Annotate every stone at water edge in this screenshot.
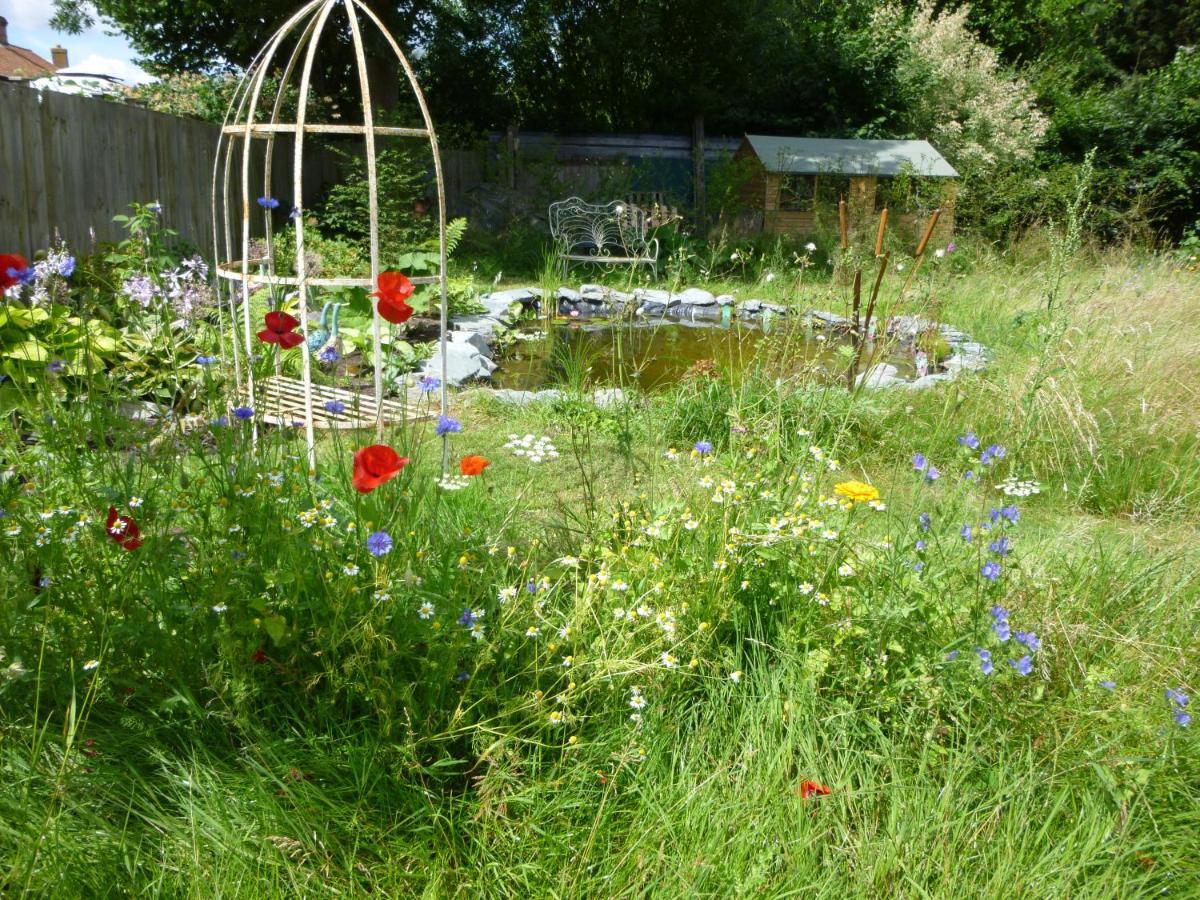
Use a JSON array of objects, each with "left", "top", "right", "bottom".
[
  {"left": 677, "top": 287, "right": 717, "bottom": 306},
  {"left": 556, "top": 287, "right": 583, "bottom": 303},
  {"left": 855, "top": 363, "right": 903, "bottom": 388},
  {"left": 716, "top": 294, "right": 736, "bottom": 306},
  {"left": 451, "top": 314, "right": 505, "bottom": 337},
  {"left": 449, "top": 329, "right": 490, "bottom": 354},
  {"left": 591, "top": 388, "right": 627, "bottom": 408},
  {"left": 420, "top": 340, "right": 494, "bottom": 385}
]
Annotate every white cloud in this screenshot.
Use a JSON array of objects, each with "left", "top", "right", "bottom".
[
  {"left": 67, "top": 52, "right": 153, "bottom": 84},
  {"left": 3, "top": 0, "right": 58, "bottom": 31}
]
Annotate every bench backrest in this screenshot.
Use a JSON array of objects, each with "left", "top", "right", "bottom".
[{"left": 549, "top": 197, "right": 651, "bottom": 258}]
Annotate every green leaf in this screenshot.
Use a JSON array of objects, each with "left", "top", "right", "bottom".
[
  {"left": 2, "top": 340, "right": 49, "bottom": 362},
  {"left": 263, "top": 614, "right": 287, "bottom": 645}
]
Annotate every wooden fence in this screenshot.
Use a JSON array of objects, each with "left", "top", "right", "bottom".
[
  {"left": 0, "top": 82, "right": 741, "bottom": 257},
  {"left": 0, "top": 82, "right": 336, "bottom": 259}
]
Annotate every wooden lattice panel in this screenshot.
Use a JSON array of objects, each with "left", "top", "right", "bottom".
[{"left": 256, "top": 376, "right": 432, "bottom": 430}]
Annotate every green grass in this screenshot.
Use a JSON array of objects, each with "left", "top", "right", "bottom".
[{"left": 1, "top": 245, "right": 1198, "bottom": 897}]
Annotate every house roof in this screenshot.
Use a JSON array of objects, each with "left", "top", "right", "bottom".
[
  {"left": 743, "top": 135, "right": 958, "bottom": 178},
  {"left": 0, "top": 44, "right": 57, "bottom": 79}
]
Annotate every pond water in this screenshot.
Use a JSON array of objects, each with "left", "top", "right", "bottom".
[{"left": 491, "top": 318, "right": 920, "bottom": 392}]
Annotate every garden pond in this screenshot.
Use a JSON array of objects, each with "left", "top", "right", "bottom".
[{"left": 490, "top": 318, "right": 923, "bottom": 392}]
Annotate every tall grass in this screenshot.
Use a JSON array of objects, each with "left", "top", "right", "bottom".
[{"left": 2, "top": 245, "right": 1198, "bottom": 897}]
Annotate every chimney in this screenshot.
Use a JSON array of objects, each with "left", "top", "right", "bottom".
[
  {"left": 51, "top": 46, "right": 69, "bottom": 69},
  {"left": 0, "top": 17, "right": 9, "bottom": 47}
]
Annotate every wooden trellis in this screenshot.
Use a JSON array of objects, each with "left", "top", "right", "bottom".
[{"left": 210, "top": 0, "right": 449, "bottom": 471}]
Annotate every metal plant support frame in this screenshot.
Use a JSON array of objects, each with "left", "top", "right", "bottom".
[{"left": 210, "top": 0, "right": 450, "bottom": 474}]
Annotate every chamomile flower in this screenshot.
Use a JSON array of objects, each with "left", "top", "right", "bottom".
[{"left": 418, "top": 602, "right": 435, "bottom": 619}]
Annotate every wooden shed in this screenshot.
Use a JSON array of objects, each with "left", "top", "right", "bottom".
[{"left": 734, "top": 135, "right": 958, "bottom": 242}]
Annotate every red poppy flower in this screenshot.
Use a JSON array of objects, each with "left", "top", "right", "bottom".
[
  {"left": 371, "top": 271, "right": 415, "bottom": 325},
  {"left": 352, "top": 444, "right": 410, "bottom": 493},
  {"left": 105, "top": 506, "right": 143, "bottom": 551},
  {"left": 0, "top": 254, "right": 28, "bottom": 291},
  {"left": 460, "top": 455, "right": 491, "bottom": 476},
  {"left": 257, "top": 311, "right": 305, "bottom": 349},
  {"left": 799, "top": 780, "right": 831, "bottom": 800}
]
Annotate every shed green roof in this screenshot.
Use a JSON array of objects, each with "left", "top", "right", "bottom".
[{"left": 743, "top": 135, "right": 958, "bottom": 178}]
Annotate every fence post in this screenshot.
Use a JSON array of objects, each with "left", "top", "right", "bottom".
[{"left": 692, "top": 113, "right": 706, "bottom": 227}]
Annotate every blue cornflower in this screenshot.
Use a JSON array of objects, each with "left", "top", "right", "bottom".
[
  {"left": 195, "top": 355, "right": 218, "bottom": 365},
  {"left": 1015, "top": 630, "right": 1040, "bottom": 652},
  {"left": 694, "top": 440, "right": 713, "bottom": 455},
  {"left": 912, "top": 452, "right": 927, "bottom": 472},
  {"left": 417, "top": 374, "right": 441, "bottom": 393},
  {"left": 211, "top": 415, "right": 230, "bottom": 427},
  {"left": 366, "top": 530, "right": 393, "bottom": 558},
  {"left": 957, "top": 431, "right": 980, "bottom": 450},
  {"left": 59, "top": 256, "right": 76, "bottom": 278},
  {"left": 925, "top": 465, "right": 941, "bottom": 482},
  {"left": 960, "top": 524, "right": 973, "bottom": 542},
  {"left": 436, "top": 415, "right": 462, "bottom": 436},
  {"left": 13, "top": 266, "right": 36, "bottom": 286},
  {"left": 318, "top": 346, "right": 340, "bottom": 364},
  {"left": 918, "top": 512, "right": 931, "bottom": 532},
  {"left": 525, "top": 578, "right": 537, "bottom": 594},
  {"left": 458, "top": 609, "right": 477, "bottom": 627},
  {"left": 989, "top": 535, "right": 1011, "bottom": 557},
  {"left": 233, "top": 406, "right": 254, "bottom": 420},
  {"left": 981, "top": 560, "right": 1001, "bottom": 582},
  {"left": 324, "top": 400, "right": 346, "bottom": 414},
  {"left": 1010, "top": 656, "right": 1033, "bottom": 676},
  {"left": 993, "top": 618, "right": 1011, "bottom": 641},
  {"left": 1000, "top": 505, "right": 1020, "bottom": 524},
  {"left": 980, "top": 444, "right": 1006, "bottom": 466},
  {"left": 1100, "top": 680, "right": 1116, "bottom": 690},
  {"left": 257, "top": 196, "right": 280, "bottom": 210}
]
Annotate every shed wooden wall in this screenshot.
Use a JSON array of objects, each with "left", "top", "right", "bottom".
[{"left": 748, "top": 163, "right": 955, "bottom": 244}]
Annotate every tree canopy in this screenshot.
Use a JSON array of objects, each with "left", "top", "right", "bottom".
[{"left": 53, "top": 0, "right": 1200, "bottom": 237}]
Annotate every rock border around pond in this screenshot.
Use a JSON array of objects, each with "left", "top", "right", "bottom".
[{"left": 418, "top": 284, "right": 988, "bottom": 393}]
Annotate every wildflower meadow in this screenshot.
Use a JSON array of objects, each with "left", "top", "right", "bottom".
[{"left": 1, "top": 215, "right": 1197, "bottom": 895}]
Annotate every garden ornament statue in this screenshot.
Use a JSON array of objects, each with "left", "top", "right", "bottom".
[{"left": 210, "top": 0, "right": 450, "bottom": 473}]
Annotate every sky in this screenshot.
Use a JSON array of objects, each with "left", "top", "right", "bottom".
[{"left": 2, "top": 0, "right": 151, "bottom": 83}]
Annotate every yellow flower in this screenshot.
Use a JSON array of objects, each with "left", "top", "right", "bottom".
[{"left": 834, "top": 480, "right": 880, "bottom": 504}]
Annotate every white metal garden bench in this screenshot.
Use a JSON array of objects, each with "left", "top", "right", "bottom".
[{"left": 548, "top": 197, "right": 659, "bottom": 277}]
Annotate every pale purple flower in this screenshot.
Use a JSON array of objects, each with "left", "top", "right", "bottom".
[
  {"left": 1015, "top": 631, "right": 1039, "bottom": 652},
  {"left": 1009, "top": 656, "right": 1033, "bottom": 676},
  {"left": 957, "top": 431, "right": 980, "bottom": 450},
  {"left": 981, "top": 560, "right": 1001, "bottom": 582},
  {"left": 436, "top": 415, "right": 462, "bottom": 436},
  {"left": 694, "top": 440, "right": 713, "bottom": 455},
  {"left": 912, "top": 452, "right": 927, "bottom": 472}
]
